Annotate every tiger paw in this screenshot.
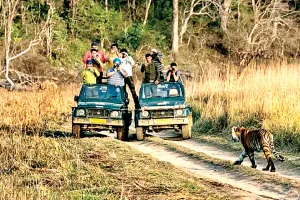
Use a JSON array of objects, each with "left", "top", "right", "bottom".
[
  {"left": 270, "top": 168, "right": 276, "bottom": 172},
  {"left": 251, "top": 164, "right": 257, "bottom": 168},
  {"left": 234, "top": 160, "right": 243, "bottom": 165}
]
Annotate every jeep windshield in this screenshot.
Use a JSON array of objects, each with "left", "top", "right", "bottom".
[
  {"left": 139, "top": 82, "right": 184, "bottom": 100},
  {"left": 79, "top": 84, "right": 124, "bottom": 102}
]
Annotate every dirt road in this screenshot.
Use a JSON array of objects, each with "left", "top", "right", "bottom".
[{"left": 102, "top": 129, "right": 300, "bottom": 200}]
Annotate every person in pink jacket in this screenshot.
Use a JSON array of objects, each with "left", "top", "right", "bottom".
[{"left": 82, "top": 41, "right": 105, "bottom": 66}]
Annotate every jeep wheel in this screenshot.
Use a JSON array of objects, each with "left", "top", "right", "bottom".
[
  {"left": 72, "top": 125, "right": 82, "bottom": 138},
  {"left": 182, "top": 123, "right": 191, "bottom": 139},
  {"left": 117, "top": 127, "right": 127, "bottom": 141},
  {"left": 136, "top": 127, "right": 144, "bottom": 141}
]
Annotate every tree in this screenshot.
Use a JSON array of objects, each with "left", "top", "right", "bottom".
[
  {"left": 1, "top": 0, "right": 51, "bottom": 89},
  {"left": 179, "top": 0, "right": 216, "bottom": 45},
  {"left": 218, "top": 0, "right": 232, "bottom": 32},
  {"left": 143, "top": 0, "right": 152, "bottom": 26},
  {"left": 172, "top": 0, "right": 179, "bottom": 61}
]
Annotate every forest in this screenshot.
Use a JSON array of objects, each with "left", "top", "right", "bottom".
[{"left": 1, "top": 0, "right": 300, "bottom": 86}]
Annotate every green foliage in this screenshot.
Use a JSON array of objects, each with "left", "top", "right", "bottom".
[
  {"left": 72, "top": 0, "right": 123, "bottom": 42},
  {"left": 117, "top": 23, "right": 144, "bottom": 50},
  {"left": 26, "top": 0, "right": 50, "bottom": 22},
  {"left": 275, "top": 130, "right": 300, "bottom": 152}
]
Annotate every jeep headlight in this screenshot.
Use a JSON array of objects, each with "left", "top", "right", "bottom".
[
  {"left": 76, "top": 109, "right": 86, "bottom": 117},
  {"left": 175, "top": 109, "right": 185, "bottom": 117},
  {"left": 110, "top": 111, "right": 120, "bottom": 118},
  {"left": 141, "top": 110, "right": 150, "bottom": 118}
]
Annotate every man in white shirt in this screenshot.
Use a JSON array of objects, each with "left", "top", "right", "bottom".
[{"left": 120, "top": 48, "right": 140, "bottom": 109}]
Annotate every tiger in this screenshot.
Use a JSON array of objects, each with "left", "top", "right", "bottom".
[{"left": 231, "top": 126, "right": 284, "bottom": 172}]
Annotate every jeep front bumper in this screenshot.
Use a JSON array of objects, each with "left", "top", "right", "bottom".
[
  {"left": 73, "top": 117, "right": 124, "bottom": 126},
  {"left": 137, "top": 117, "right": 189, "bottom": 126}
]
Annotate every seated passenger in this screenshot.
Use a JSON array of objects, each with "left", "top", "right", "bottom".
[
  {"left": 80, "top": 59, "right": 100, "bottom": 84},
  {"left": 166, "top": 62, "right": 181, "bottom": 82},
  {"left": 107, "top": 58, "right": 128, "bottom": 87}
]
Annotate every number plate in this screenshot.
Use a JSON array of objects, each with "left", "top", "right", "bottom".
[
  {"left": 154, "top": 119, "right": 174, "bottom": 125},
  {"left": 90, "top": 118, "right": 107, "bottom": 124}
]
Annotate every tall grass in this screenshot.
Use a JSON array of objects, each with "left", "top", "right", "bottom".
[
  {"left": 0, "top": 84, "right": 79, "bottom": 135},
  {"left": 185, "top": 62, "right": 300, "bottom": 152}
]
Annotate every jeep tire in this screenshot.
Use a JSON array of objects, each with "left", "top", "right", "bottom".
[
  {"left": 136, "top": 127, "right": 144, "bottom": 141},
  {"left": 182, "top": 123, "right": 192, "bottom": 139},
  {"left": 117, "top": 127, "right": 127, "bottom": 141},
  {"left": 72, "top": 124, "right": 82, "bottom": 138}
]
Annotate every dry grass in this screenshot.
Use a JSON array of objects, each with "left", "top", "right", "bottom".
[
  {"left": 0, "top": 84, "right": 79, "bottom": 134},
  {"left": 185, "top": 62, "right": 300, "bottom": 151},
  {"left": 0, "top": 82, "right": 239, "bottom": 199},
  {"left": 1, "top": 61, "right": 300, "bottom": 198},
  {"left": 0, "top": 134, "right": 239, "bottom": 199}
]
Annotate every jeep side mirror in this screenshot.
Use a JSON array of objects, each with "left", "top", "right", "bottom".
[{"left": 74, "top": 95, "right": 79, "bottom": 102}]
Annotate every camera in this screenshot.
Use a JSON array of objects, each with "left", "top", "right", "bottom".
[{"left": 114, "top": 63, "right": 120, "bottom": 68}]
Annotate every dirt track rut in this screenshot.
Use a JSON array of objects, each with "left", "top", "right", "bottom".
[{"left": 100, "top": 130, "right": 300, "bottom": 199}]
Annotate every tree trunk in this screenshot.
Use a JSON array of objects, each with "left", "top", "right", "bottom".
[
  {"left": 172, "top": 0, "right": 179, "bottom": 61},
  {"left": 105, "top": 0, "right": 108, "bottom": 12},
  {"left": 4, "top": 0, "right": 19, "bottom": 88},
  {"left": 219, "top": 0, "right": 232, "bottom": 32},
  {"left": 143, "top": 0, "right": 152, "bottom": 27},
  {"left": 131, "top": 0, "right": 136, "bottom": 21}
]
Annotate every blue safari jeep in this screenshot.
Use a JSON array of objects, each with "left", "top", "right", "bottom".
[
  {"left": 72, "top": 84, "right": 131, "bottom": 140},
  {"left": 135, "top": 82, "right": 192, "bottom": 140}
]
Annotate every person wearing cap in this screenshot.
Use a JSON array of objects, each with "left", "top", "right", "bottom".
[
  {"left": 120, "top": 48, "right": 140, "bottom": 109},
  {"left": 150, "top": 48, "right": 164, "bottom": 82},
  {"left": 141, "top": 53, "right": 159, "bottom": 84},
  {"left": 82, "top": 41, "right": 106, "bottom": 65},
  {"left": 79, "top": 59, "right": 100, "bottom": 84},
  {"left": 166, "top": 62, "right": 181, "bottom": 82},
  {"left": 107, "top": 58, "right": 128, "bottom": 87},
  {"left": 105, "top": 43, "right": 120, "bottom": 72}
]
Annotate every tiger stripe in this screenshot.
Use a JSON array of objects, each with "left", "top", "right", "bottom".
[{"left": 232, "top": 126, "right": 284, "bottom": 172}]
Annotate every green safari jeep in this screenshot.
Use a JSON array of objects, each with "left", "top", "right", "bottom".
[
  {"left": 72, "top": 84, "right": 131, "bottom": 140},
  {"left": 135, "top": 82, "right": 192, "bottom": 140}
]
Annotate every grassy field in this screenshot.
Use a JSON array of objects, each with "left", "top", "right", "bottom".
[
  {"left": 1, "top": 62, "right": 300, "bottom": 198},
  {"left": 0, "top": 84, "right": 240, "bottom": 199},
  {"left": 185, "top": 62, "right": 300, "bottom": 152},
  {"left": 0, "top": 133, "right": 242, "bottom": 199}
]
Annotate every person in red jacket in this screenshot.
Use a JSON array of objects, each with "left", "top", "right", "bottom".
[{"left": 82, "top": 41, "right": 105, "bottom": 66}]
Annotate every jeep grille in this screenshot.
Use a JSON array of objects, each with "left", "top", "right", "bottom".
[
  {"left": 87, "top": 109, "right": 109, "bottom": 118},
  {"left": 151, "top": 110, "right": 174, "bottom": 118}
]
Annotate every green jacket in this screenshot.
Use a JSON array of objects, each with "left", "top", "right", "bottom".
[
  {"left": 80, "top": 67, "right": 100, "bottom": 84},
  {"left": 141, "top": 62, "right": 159, "bottom": 83}
]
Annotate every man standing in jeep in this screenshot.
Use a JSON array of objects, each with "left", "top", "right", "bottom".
[
  {"left": 120, "top": 48, "right": 141, "bottom": 109},
  {"left": 166, "top": 62, "right": 181, "bottom": 82},
  {"left": 141, "top": 53, "right": 159, "bottom": 97},
  {"left": 150, "top": 48, "right": 164, "bottom": 82},
  {"left": 141, "top": 53, "right": 159, "bottom": 84}
]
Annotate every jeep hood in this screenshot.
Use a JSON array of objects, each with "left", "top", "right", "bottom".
[
  {"left": 140, "top": 99, "right": 186, "bottom": 109},
  {"left": 77, "top": 101, "right": 123, "bottom": 109}
]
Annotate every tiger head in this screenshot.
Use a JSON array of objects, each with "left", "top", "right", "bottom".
[{"left": 231, "top": 126, "right": 245, "bottom": 142}]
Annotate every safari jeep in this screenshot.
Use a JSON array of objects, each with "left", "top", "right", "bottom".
[
  {"left": 135, "top": 82, "right": 192, "bottom": 140},
  {"left": 72, "top": 84, "right": 131, "bottom": 140}
]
